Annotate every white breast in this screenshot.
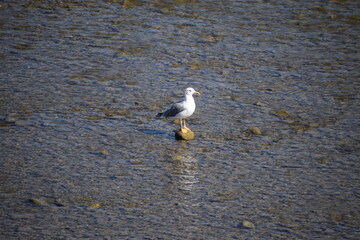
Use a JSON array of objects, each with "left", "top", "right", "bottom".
[{"left": 178, "top": 99, "right": 196, "bottom": 119}]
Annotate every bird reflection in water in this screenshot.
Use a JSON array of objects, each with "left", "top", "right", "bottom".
[{"left": 169, "top": 142, "right": 199, "bottom": 192}]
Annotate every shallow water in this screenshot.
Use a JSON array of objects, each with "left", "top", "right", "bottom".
[{"left": 1, "top": 0, "right": 359, "bottom": 239}]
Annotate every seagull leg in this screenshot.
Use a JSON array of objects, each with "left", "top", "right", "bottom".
[
  {"left": 180, "top": 119, "right": 188, "bottom": 133},
  {"left": 183, "top": 119, "right": 190, "bottom": 131}
]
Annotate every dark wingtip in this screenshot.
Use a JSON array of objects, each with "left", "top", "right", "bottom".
[{"left": 155, "top": 112, "right": 163, "bottom": 118}]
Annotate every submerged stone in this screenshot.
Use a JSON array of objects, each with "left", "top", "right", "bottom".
[
  {"left": 254, "top": 101, "right": 267, "bottom": 107},
  {"left": 5, "top": 113, "right": 17, "bottom": 123},
  {"left": 175, "top": 128, "right": 195, "bottom": 141},
  {"left": 99, "top": 149, "right": 109, "bottom": 155},
  {"left": 248, "top": 127, "right": 262, "bottom": 135},
  {"left": 29, "top": 198, "right": 47, "bottom": 206},
  {"left": 276, "top": 110, "right": 289, "bottom": 118},
  {"left": 90, "top": 203, "right": 101, "bottom": 208},
  {"left": 242, "top": 220, "right": 255, "bottom": 229}
]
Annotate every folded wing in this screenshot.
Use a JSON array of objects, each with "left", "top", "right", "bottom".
[{"left": 160, "top": 101, "right": 186, "bottom": 117}]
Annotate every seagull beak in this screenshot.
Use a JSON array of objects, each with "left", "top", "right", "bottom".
[{"left": 194, "top": 91, "right": 201, "bottom": 95}]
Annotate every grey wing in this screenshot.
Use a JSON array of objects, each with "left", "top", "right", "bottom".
[{"left": 162, "top": 101, "right": 186, "bottom": 117}]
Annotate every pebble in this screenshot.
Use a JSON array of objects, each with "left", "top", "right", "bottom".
[
  {"left": 90, "top": 203, "right": 101, "bottom": 208},
  {"left": 15, "top": 119, "right": 31, "bottom": 126},
  {"left": 242, "top": 220, "right": 255, "bottom": 228},
  {"left": 254, "top": 101, "right": 267, "bottom": 107},
  {"left": 99, "top": 149, "right": 109, "bottom": 155},
  {"left": 5, "top": 113, "right": 17, "bottom": 123},
  {"left": 276, "top": 110, "right": 289, "bottom": 117},
  {"left": 29, "top": 198, "right": 47, "bottom": 206},
  {"left": 248, "top": 127, "right": 262, "bottom": 135}
]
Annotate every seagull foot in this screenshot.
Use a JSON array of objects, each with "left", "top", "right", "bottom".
[
  {"left": 180, "top": 128, "right": 188, "bottom": 133},
  {"left": 175, "top": 128, "right": 195, "bottom": 141}
]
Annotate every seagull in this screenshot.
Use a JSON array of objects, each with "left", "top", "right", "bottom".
[{"left": 157, "top": 87, "right": 200, "bottom": 133}]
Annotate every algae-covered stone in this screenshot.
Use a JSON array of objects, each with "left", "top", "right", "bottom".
[
  {"left": 276, "top": 110, "right": 289, "bottom": 118},
  {"left": 99, "top": 149, "right": 109, "bottom": 155},
  {"left": 248, "top": 127, "right": 262, "bottom": 135},
  {"left": 90, "top": 203, "right": 101, "bottom": 208},
  {"left": 254, "top": 101, "right": 267, "bottom": 107},
  {"left": 29, "top": 198, "right": 47, "bottom": 206},
  {"left": 242, "top": 220, "right": 255, "bottom": 228},
  {"left": 175, "top": 128, "right": 195, "bottom": 140}
]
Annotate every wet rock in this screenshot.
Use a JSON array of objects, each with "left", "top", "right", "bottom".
[
  {"left": 90, "top": 147, "right": 109, "bottom": 156},
  {"left": 51, "top": 199, "right": 66, "bottom": 207},
  {"left": 175, "top": 128, "right": 195, "bottom": 141},
  {"left": 90, "top": 203, "right": 101, "bottom": 208},
  {"left": 15, "top": 119, "right": 31, "bottom": 126},
  {"left": 276, "top": 110, "right": 289, "bottom": 118},
  {"left": 16, "top": 226, "right": 33, "bottom": 232},
  {"left": 5, "top": 113, "right": 17, "bottom": 123},
  {"left": 248, "top": 127, "right": 262, "bottom": 135},
  {"left": 29, "top": 198, "right": 47, "bottom": 206},
  {"left": 99, "top": 149, "right": 109, "bottom": 155},
  {"left": 242, "top": 220, "right": 255, "bottom": 229},
  {"left": 188, "top": 64, "right": 200, "bottom": 70},
  {"left": 130, "top": 160, "right": 142, "bottom": 165},
  {"left": 202, "top": 34, "right": 222, "bottom": 42},
  {"left": 254, "top": 101, "right": 267, "bottom": 107}
]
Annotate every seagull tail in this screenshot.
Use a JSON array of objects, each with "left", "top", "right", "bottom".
[{"left": 155, "top": 112, "right": 163, "bottom": 118}]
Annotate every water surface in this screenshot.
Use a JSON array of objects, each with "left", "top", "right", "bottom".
[{"left": 1, "top": 0, "right": 359, "bottom": 239}]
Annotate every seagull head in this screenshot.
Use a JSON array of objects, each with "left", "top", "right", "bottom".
[{"left": 185, "top": 87, "right": 200, "bottom": 96}]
